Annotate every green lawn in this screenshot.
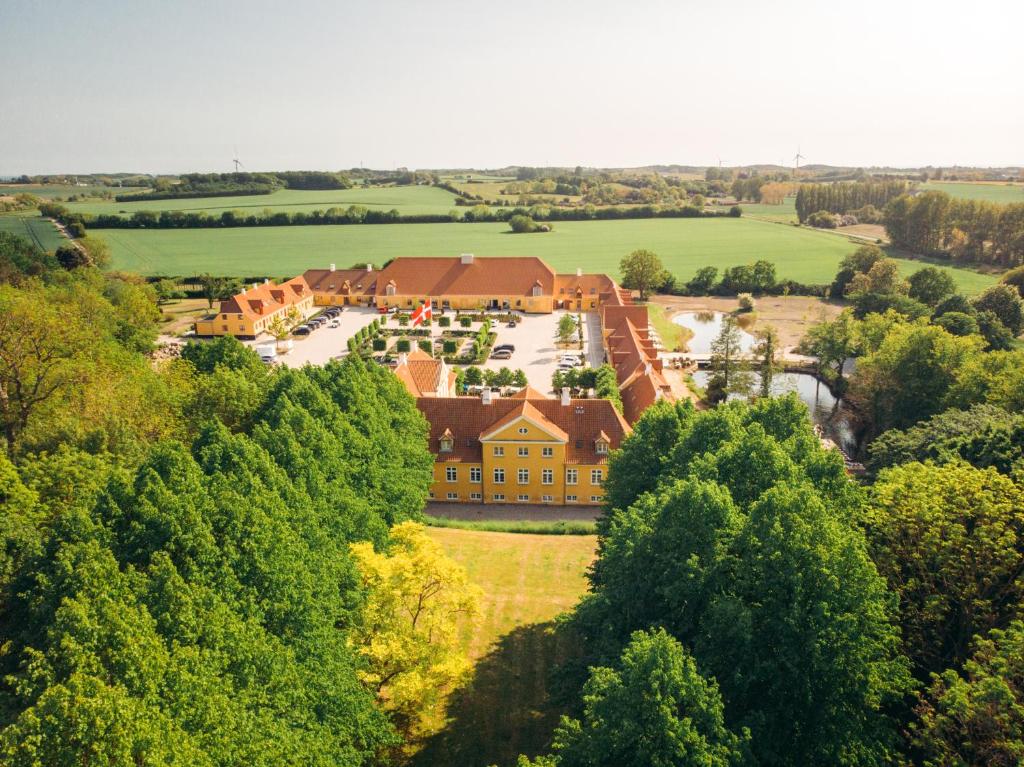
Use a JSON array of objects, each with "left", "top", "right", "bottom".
[
  {"left": 419, "top": 527, "right": 594, "bottom": 767},
  {"left": 95, "top": 215, "right": 997, "bottom": 294},
  {"left": 0, "top": 214, "right": 67, "bottom": 251},
  {"left": 736, "top": 197, "right": 798, "bottom": 222},
  {"left": 64, "top": 184, "right": 461, "bottom": 217},
  {"left": 921, "top": 181, "right": 1024, "bottom": 204}
]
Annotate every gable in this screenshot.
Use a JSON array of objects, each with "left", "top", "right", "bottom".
[{"left": 481, "top": 413, "right": 567, "bottom": 443}]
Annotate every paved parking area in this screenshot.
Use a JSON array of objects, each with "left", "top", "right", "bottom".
[
  {"left": 478, "top": 310, "right": 593, "bottom": 395},
  {"left": 245, "top": 306, "right": 379, "bottom": 368}
]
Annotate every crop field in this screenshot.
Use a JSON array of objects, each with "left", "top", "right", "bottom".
[
  {"left": 0, "top": 183, "right": 148, "bottom": 200},
  {"left": 737, "top": 197, "right": 798, "bottom": 222},
  {"left": 921, "top": 181, "right": 1024, "bottom": 204},
  {"left": 0, "top": 213, "right": 66, "bottom": 251},
  {"left": 418, "top": 527, "right": 594, "bottom": 767},
  {"left": 96, "top": 215, "right": 997, "bottom": 293},
  {"left": 63, "top": 184, "right": 461, "bottom": 217}
]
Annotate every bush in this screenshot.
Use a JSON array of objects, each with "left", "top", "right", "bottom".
[
  {"left": 443, "top": 340, "right": 457, "bottom": 354},
  {"left": 807, "top": 210, "right": 838, "bottom": 228},
  {"left": 372, "top": 338, "right": 387, "bottom": 351},
  {"left": 459, "top": 316, "right": 472, "bottom": 328},
  {"left": 418, "top": 339, "right": 432, "bottom": 353},
  {"left": 396, "top": 338, "right": 411, "bottom": 353},
  {"left": 398, "top": 314, "right": 409, "bottom": 327},
  {"left": 438, "top": 316, "right": 451, "bottom": 327},
  {"left": 737, "top": 293, "right": 755, "bottom": 311},
  {"left": 728, "top": 205, "right": 742, "bottom": 217}
]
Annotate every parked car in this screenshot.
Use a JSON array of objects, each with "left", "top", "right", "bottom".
[
  {"left": 491, "top": 350, "right": 513, "bottom": 360},
  {"left": 494, "top": 343, "right": 516, "bottom": 353},
  {"left": 506, "top": 320, "right": 517, "bottom": 328},
  {"left": 329, "top": 320, "right": 340, "bottom": 328},
  {"left": 293, "top": 326, "right": 311, "bottom": 336}
]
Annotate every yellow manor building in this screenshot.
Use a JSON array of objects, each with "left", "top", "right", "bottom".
[{"left": 414, "top": 386, "right": 631, "bottom": 506}]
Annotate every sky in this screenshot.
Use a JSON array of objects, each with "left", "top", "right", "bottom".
[{"left": 1, "top": 0, "right": 1022, "bottom": 175}]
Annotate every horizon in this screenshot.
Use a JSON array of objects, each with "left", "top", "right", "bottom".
[{"left": 2, "top": 0, "right": 1022, "bottom": 175}]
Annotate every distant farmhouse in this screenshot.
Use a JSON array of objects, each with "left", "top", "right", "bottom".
[{"left": 197, "top": 255, "right": 675, "bottom": 504}]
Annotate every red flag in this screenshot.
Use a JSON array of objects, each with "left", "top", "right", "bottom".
[{"left": 411, "top": 298, "right": 432, "bottom": 327}]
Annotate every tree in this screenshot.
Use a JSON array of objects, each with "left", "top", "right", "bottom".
[
  {"left": 865, "top": 461, "right": 1024, "bottom": 674},
  {"left": 463, "top": 365, "right": 483, "bottom": 386},
  {"left": 512, "top": 369, "right": 528, "bottom": 388},
  {"left": 686, "top": 266, "right": 718, "bottom": 295},
  {"left": 557, "top": 313, "right": 577, "bottom": 345},
  {"left": 913, "top": 620, "right": 1024, "bottom": 767},
  {"left": 548, "top": 629, "right": 749, "bottom": 767},
  {"left": 753, "top": 326, "right": 780, "bottom": 398},
  {"left": 933, "top": 310, "right": 979, "bottom": 337},
  {"left": 846, "top": 258, "right": 908, "bottom": 296},
  {"left": 199, "top": 272, "right": 223, "bottom": 309},
  {"left": 908, "top": 266, "right": 957, "bottom": 307},
  {"left": 706, "top": 315, "right": 752, "bottom": 403},
  {"left": 266, "top": 307, "right": 299, "bottom": 348},
  {"left": 619, "top": 249, "right": 667, "bottom": 301},
  {"left": 349, "top": 522, "right": 481, "bottom": 751},
  {"left": 973, "top": 284, "right": 1024, "bottom": 335},
  {"left": 54, "top": 244, "right": 89, "bottom": 270},
  {"left": 797, "top": 310, "right": 859, "bottom": 386}
]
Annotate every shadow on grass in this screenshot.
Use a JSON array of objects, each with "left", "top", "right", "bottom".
[{"left": 413, "top": 620, "right": 582, "bottom": 767}]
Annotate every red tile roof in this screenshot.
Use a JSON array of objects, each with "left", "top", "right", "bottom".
[
  {"left": 218, "top": 276, "right": 311, "bottom": 320},
  {"left": 416, "top": 392, "right": 630, "bottom": 464},
  {"left": 479, "top": 400, "right": 570, "bottom": 442},
  {"left": 302, "top": 267, "right": 378, "bottom": 296},
  {"left": 372, "top": 257, "right": 556, "bottom": 297}
]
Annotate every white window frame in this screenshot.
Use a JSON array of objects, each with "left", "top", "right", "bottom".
[
  {"left": 493, "top": 468, "right": 505, "bottom": 484},
  {"left": 517, "top": 494, "right": 530, "bottom": 502},
  {"left": 595, "top": 441, "right": 608, "bottom": 455},
  {"left": 517, "top": 468, "right": 529, "bottom": 485},
  {"left": 493, "top": 446, "right": 504, "bottom": 457},
  {"left": 518, "top": 426, "right": 528, "bottom": 434},
  {"left": 542, "top": 446, "right": 553, "bottom": 457},
  {"left": 591, "top": 495, "right": 602, "bottom": 502},
  {"left": 542, "top": 495, "right": 553, "bottom": 502},
  {"left": 447, "top": 492, "right": 458, "bottom": 500},
  {"left": 445, "top": 466, "right": 457, "bottom": 483},
  {"left": 541, "top": 469, "right": 553, "bottom": 485},
  {"left": 493, "top": 493, "right": 505, "bottom": 501},
  {"left": 470, "top": 492, "right": 482, "bottom": 501},
  {"left": 566, "top": 468, "right": 578, "bottom": 485},
  {"left": 566, "top": 494, "right": 577, "bottom": 503},
  {"left": 591, "top": 469, "right": 603, "bottom": 485},
  {"left": 470, "top": 466, "right": 482, "bottom": 483}
]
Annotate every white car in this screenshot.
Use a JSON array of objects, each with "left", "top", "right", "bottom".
[{"left": 559, "top": 355, "right": 583, "bottom": 367}]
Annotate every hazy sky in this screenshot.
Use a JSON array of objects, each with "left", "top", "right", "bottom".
[{"left": 2, "top": 0, "right": 1021, "bottom": 174}]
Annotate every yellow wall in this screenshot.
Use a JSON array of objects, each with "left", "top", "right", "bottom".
[
  {"left": 378, "top": 294, "right": 555, "bottom": 314},
  {"left": 429, "top": 461, "right": 485, "bottom": 502},
  {"left": 195, "top": 296, "right": 313, "bottom": 337}
]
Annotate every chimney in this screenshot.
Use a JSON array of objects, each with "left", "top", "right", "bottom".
[
  {"left": 576, "top": 267, "right": 582, "bottom": 277},
  {"left": 461, "top": 253, "right": 474, "bottom": 265},
  {"left": 252, "top": 283, "right": 258, "bottom": 291},
  {"left": 397, "top": 352, "right": 408, "bottom": 366},
  {"left": 645, "top": 362, "right": 652, "bottom": 375},
  {"left": 264, "top": 278, "right": 269, "bottom": 284},
  {"left": 561, "top": 387, "right": 570, "bottom": 406},
  {"left": 481, "top": 388, "right": 492, "bottom": 405},
  {"left": 329, "top": 263, "right": 336, "bottom": 272}
]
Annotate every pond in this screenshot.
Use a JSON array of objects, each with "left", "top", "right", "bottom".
[
  {"left": 691, "top": 370, "right": 857, "bottom": 454},
  {"left": 673, "top": 311, "right": 756, "bottom": 355}
]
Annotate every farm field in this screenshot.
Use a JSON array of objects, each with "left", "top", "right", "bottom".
[
  {"left": 736, "top": 197, "right": 798, "bottom": 222},
  {"left": 0, "top": 183, "right": 147, "bottom": 200},
  {"left": 63, "top": 184, "right": 461, "bottom": 217},
  {"left": 921, "top": 181, "right": 1024, "bottom": 204},
  {"left": 0, "top": 213, "right": 66, "bottom": 251},
  {"left": 419, "top": 527, "right": 595, "bottom": 767},
  {"left": 96, "top": 215, "right": 997, "bottom": 293}
]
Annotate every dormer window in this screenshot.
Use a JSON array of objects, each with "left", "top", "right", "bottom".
[
  {"left": 386, "top": 282, "right": 396, "bottom": 296},
  {"left": 595, "top": 440, "right": 609, "bottom": 455},
  {"left": 439, "top": 428, "right": 454, "bottom": 453}
]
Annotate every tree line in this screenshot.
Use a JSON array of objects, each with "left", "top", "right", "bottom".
[
  {"left": 112, "top": 170, "right": 353, "bottom": 202},
  {"left": 795, "top": 179, "right": 909, "bottom": 222},
  {"left": 884, "top": 190, "right": 1024, "bottom": 266}
]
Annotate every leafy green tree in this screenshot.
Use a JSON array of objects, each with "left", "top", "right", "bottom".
[
  {"left": 557, "top": 313, "right": 577, "bottom": 345},
  {"left": 706, "top": 315, "right": 752, "bottom": 403},
  {"left": 549, "top": 629, "right": 749, "bottom": 767},
  {"left": 973, "top": 283, "right": 1024, "bottom": 335},
  {"left": 463, "top": 366, "right": 483, "bottom": 386},
  {"left": 946, "top": 349, "right": 1024, "bottom": 413},
  {"left": 753, "top": 326, "right": 780, "bottom": 398},
  {"left": 912, "top": 620, "right": 1024, "bottom": 767},
  {"left": 686, "top": 266, "right": 718, "bottom": 295},
  {"left": 908, "top": 266, "right": 957, "bottom": 307},
  {"left": 54, "top": 243, "right": 89, "bottom": 270},
  {"left": 865, "top": 461, "right": 1024, "bottom": 674},
  {"left": 933, "top": 310, "right": 979, "bottom": 337},
  {"left": 619, "top": 249, "right": 667, "bottom": 301},
  {"left": 977, "top": 310, "right": 1017, "bottom": 351},
  {"left": 846, "top": 258, "right": 909, "bottom": 297}
]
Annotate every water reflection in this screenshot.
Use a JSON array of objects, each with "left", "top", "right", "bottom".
[{"left": 673, "top": 311, "right": 756, "bottom": 355}]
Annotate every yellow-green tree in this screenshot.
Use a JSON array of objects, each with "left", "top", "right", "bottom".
[{"left": 350, "top": 522, "right": 481, "bottom": 750}]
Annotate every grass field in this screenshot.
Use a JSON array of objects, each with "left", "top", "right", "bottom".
[
  {"left": 737, "top": 197, "right": 798, "bottom": 222},
  {"left": 96, "top": 215, "right": 997, "bottom": 293},
  {"left": 63, "top": 184, "right": 461, "bottom": 217},
  {"left": 418, "top": 527, "right": 595, "bottom": 766},
  {"left": 0, "top": 183, "right": 148, "bottom": 200},
  {"left": 0, "top": 213, "right": 66, "bottom": 251},
  {"left": 921, "top": 181, "right": 1024, "bottom": 204}
]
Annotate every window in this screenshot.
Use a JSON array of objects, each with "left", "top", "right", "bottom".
[
  {"left": 470, "top": 492, "right": 482, "bottom": 501},
  {"left": 517, "top": 446, "right": 529, "bottom": 457},
  {"left": 440, "top": 437, "right": 453, "bottom": 453},
  {"left": 542, "top": 469, "right": 553, "bottom": 485},
  {"left": 518, "top": 427, "right": 528, "bottom": 434},
  {"left": 470, "top": 467, "right": 481, "bottom": 483},
  {"left": 591, "top": 495, "right": 602, "bottom": 502},
  {"left": 542, "top": 446, "right": 553, "bottom": 457},
  {"left": 429, "top": 491, "right": 435, "bottom": 498},
  {"left": 447, "top": 492, "right": 458, "bottom": 500},
  {"left": 493, "top": 468, "right": 505, "bottom": 484},
  {"left": 595, "top": 441, "right": 608, "bottom": 455},
  {"left": 590, "top": 301, "right": 596, "bottom": 308},
  {"left": 542, "top": 495, "right": 553, "bottom": 502},
  {"left": 517, "top": 468, "right": 529, "bottom": 485},
  {"left": 591, "top": 469, "right": 603, "bottom": 485},
  {"left": 590, "top": 287, "right": 597, "bottom": 294},
  {"left": 566, "top": 468, "right": 578, "bottom": 485},
  {"left": 566, "top": 494, "right": 577, "bottom": 502},
  {"left": 446, "top": 466, "right": 457, "bottom": 483},
  {"left": 493, "top": 493, "right": 505, "bottom": 501},
  {"left": 517, "top": 494, "right": 530, "bottom": 502},
  {"left": 493, "top": 446, "right": 504, "bottom": 457}
]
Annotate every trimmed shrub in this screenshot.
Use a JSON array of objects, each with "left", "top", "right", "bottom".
[
  {"left": 438, "top": 316, "right": 451, "bottom": 327},
  {"left": 396, "top": 338, "right": 411, "bottom": 353},
  {"left": 418, "top": 339, "right": 432, "bottom": 353},
  {"left": 460, "top": 316, "right": 472, "bottom": 328},
  {"left": 372, "top": 338, "right": 387, "bottom": 351},
  {"left": 443, "top": 340, "right": 458, "bottom": 354}
]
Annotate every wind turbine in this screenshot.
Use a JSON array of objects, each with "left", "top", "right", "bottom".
[
  {"left": 793, "top": 148, "right": 806, "bottom": 178},
  {"left": 232, "top": 146, "right": 244, "bottom": 173}
]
